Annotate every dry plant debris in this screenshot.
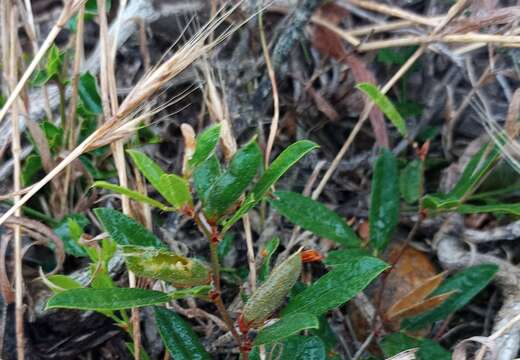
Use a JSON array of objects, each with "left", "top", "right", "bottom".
[{"left": 0, "top": 0, "right": 519, "bottom": 359}]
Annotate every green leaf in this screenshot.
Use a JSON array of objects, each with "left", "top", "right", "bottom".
[
  {"left": 193, "top": 155, "right": 221, "bottom": 203},
  {"left": 53, "top": 214, "right": 89, "bottom": 257},
  {"left": 41, "top": 121, "right": 64, "bottom": 152},
  {"left": 425, "top": 144, "right": 502, "bottom": 212},
  {"left": 403, "top": 264, "right": 498, "bottom": 330},
  {"left": 46, "top": 288, "right": 170, "bottom": 311},
  {"left": 217, "top": 233, "right": 235, "bottom": 262},
  {"left": 127, "top": 150, "right": 187, "bottom": 209},
  {"left": 31, "top": 69, "right": 52, "bottom": 86},
  {"left": 94, "top": 208, "right": 165, "bottom": 248},
  {"left": 154, "top": 306, "right": 210, "bottom": 360},
  {"left": 188, "top": 124, "right": 221, "bottom": 169},
  {"left": 381, "top": 333, "right": 451, "bottom": 360},
  {"left": 369, "top": 149, "right": 399, "bottom": 252},
  {"left": 254, "top": 313, "right": 319, "bottom": 345},
  {"left": 170, "top": 285, "right": 211, "bottom": 300},
  {"left": 270, "top": 191, "right": 359, "bottom": 247},
  {"left": 46, "top": 44, "right": 63, "bottom": 79},
  {"left": 259, "top": 237, "right": 280, "bottom": 282},
  {"left": 159, "top": 174, "right": 192, "bottom": 209},
  {"left": 282, "top": 256, "right": 388, "bottom": 316},
  {"left": 93, "top": 181, "right": 174, "bottom": 211},
  {"left": 250, "top": 336, "right": 326, "bottom": 360},
  {"left": 44, "top": 275, "right": 82, "bottom": 293},
  {"left": 400, "top": 159, "right": 423, "bottom": 204},
  {"left": 122, "top": 245, "right": 210, "bottom": 288},
  {"left": 356, "top": 82, "right": 407, "bottom": 136},
  {"left": 204, "top": 139, "right": 262, "bottom": 219},
  {"left": 458, "top": 203, "right": 520, "bottom": 216},
  {"left": 78, "top": 72, "right": 102, "bottom": 114},
  {"left": 22, "top": 154, "right": 42, "bottom": 186},
  {"left": 323, "top": 249, "right": 373, "bottom": 267},
  {"left": 253, "top": 140, "right": 318, "bottom": 200}
]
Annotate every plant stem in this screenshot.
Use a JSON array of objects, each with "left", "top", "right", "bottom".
[{"left": 209, "top": 235, "right": 242, "bottom": 345}]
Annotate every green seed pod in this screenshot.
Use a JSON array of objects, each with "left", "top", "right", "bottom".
[
  {"left": 242, "top": 250, "right": 302, "bottom": 328},
  {"left": 121, "top": 245, "right": 210, "bottom": 288}
]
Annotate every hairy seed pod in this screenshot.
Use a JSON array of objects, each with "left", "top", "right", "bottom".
[{"left": 242, "top": 250, "right": 302, "bottom": 328}]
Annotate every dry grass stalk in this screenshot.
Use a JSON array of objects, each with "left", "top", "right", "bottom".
[
  {"left": 0, "top": 4, "right": 242, "bottom": 228},
  {"left": 201, "top": 61, "right": 237, "bottom": 161},
  {"left": 4, "top": 3, "right": 25, "bottom": 359},
  {"left": 96, "top": 0, "right": 140, "bottom": 356},
  {"left": 0, "top": 0, "right": 86, "bottom": 127},
  {"left": 312, "top": 0, "right": 470, "bottom": 200}
]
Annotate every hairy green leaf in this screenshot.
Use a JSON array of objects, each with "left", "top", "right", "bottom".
[
  {"left": 159, "top": 174, "right": 192, "bottom": 209},
  {"left": 259, "top": 237, "right": 280, "bottom": 282},
  {"left": 283, "top": 256, "right": 388, "bottom": 316},
  {"left": 44, "top": 275, "right": 82, "bottom": 293},
  {"left": 270, "top": 191, "right": 359, "bottom": 247},
  {"left": 253, "top": 140, "right": 318, "bottom": 200},
  {"left": 188, "top": 124, "right": 221, "bottom": 169},
  {"left": 93, "top": 181, "right": 173, "bottom": 211},
  {"left": 204, "top": 139, "right": 262, "bottom": 220},
  {"left": 400, "top": 159, "right": 423, "bottom": 204},
  {"left": 356, "top": 82, "right": 407, "bottom": 136},
  {"left": 370, "top": 149, "right": 399, "bottom": 252},
  {"left": 381, "top": 333, "right": 451, "bottom": 360},
  {"left": 46, "top": 288, "right": 170, "bottom": 311},
  {"left": 154, "top": 306, "right": 210, "bottom": 360},
  {"left": 254, "top": 313, "right": 319, "bottom": 345},
  {"left": 458, "top": 203, "right": 520, "bottom": 216},
  {"left": 78, "top": 72, "right": 102, "bottom": 114},
  {"left": 250, "top": 336, "right": 326, "bottom": 360},
  {"left": 193, "top": 155, "right": 221, "bottom": 203},
  {"left": 94, "top": 208, "right": 165, "bottom": 248},
  {"left": 22, "top": 154, "right": 42, "bottom": 186}
]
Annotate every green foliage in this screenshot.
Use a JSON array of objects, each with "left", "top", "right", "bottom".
[
  {"left": 46, "top": 288, "right": 171, "bottom": 311},
  {"left": 282, "top": 256, "right": 388, "bottom": 316},
  {"left": 270, "top": 191, "right": 359, "bottom": 247},
  {"left": 423, "top": 144, "right": 501, "bottom": 212},
  {"left": 259, "top": 237, "right": 280, "bottom": 282},
  {"left": 53, "top": 214, "right": 89, "bottom": 257},
  {"left": 254, "top": 313, "right": 320, "bottom": 345},
  {"left": 31, "top": 44, "right": 64, "bottom": 86},
  {"left": 204, "top": 139, "right": 262, "bottom": 220},
  {"left": 370, "top": 149, "right": 400, "bottom": 252},
  {"left": 127, "top": 150, "right": 191, "bottom": 210},
  {"left": 94, "top": 208, "right": 165, "bottom": 248},
  {"left": 93, "top": 181, "right": 173, "bottom": 211},
  {"left": 154, "top": 306, "right": 210, "bottom": 360},
  {"left": 121, "top": 245, "right": 210, "bottom": 288},
  {"left": 158, "top": 174, "right": 192, "bottom": 210},
  {"left": 250, "top": 336, "right": 326, "bottom": 360},
  {"left": 22, "top": 154, "right": 42, "bottom": 186},
  {"left": 403, "top": 264, "right": 498, "bottom": 330},
  {"left": 381, "top": 333, "right": 451, "bottom": 360},
  {"left": 44, "top": 275, "right": 82, "bottom": 293},
  {"left": 400, "top": 159, "right": 423, "bottom": 204},
  {"left": 78, "top": 72, "right": 103, "bottom": 114},
  {"left": 41, "top": 121, "right": 64, "bottom": 151},
  {"left": 252, "top": 140, "right": 318, "bottom": 200},
  {"left": 193, "top": 155, "right": 221, "bottom": 204},
  {"left": 188, "top": 124, "right": 221, "bottom": 170},
  {"left": 356, "top": 82, "right": 408, "bottom": 137}
]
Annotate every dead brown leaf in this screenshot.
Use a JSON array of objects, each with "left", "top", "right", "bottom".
[{"left": 312, "top": 3, "right": 389, "bottom": 148}]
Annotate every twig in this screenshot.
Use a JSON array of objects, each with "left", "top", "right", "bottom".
[
  {"left": 311, "top": 0, "right": 470, "bottom": 200},
  {"left": 0, "top": 0, "right": 86, "bottom": 127}
]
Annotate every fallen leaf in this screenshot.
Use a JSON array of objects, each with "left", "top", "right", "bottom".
[{"left": 312, "top": 3, "right": 389, "bottom": 148}]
